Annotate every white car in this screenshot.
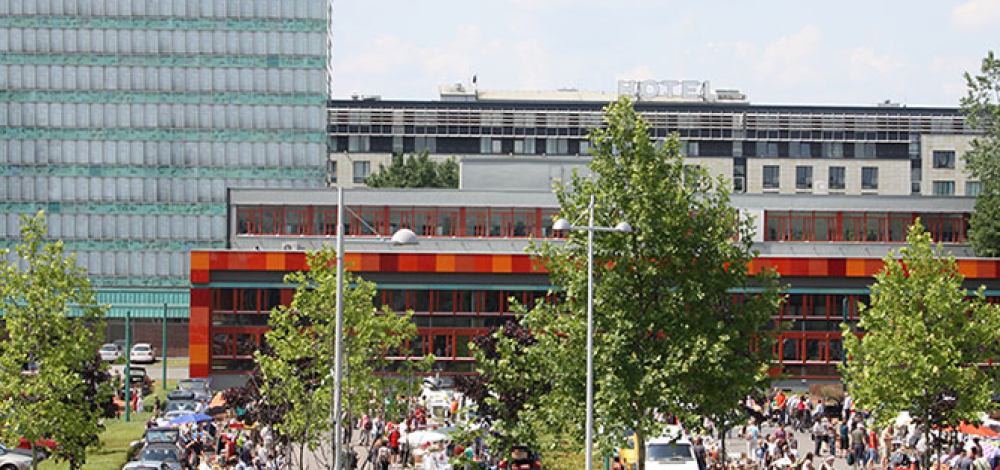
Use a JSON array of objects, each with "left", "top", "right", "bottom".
[
  {"left": 0, "top": 445, "right": 34, "bottom": 470},
  {"left": 99, "top": 343, "right": 122, "bottom": 361},
  {"left": 130, "top": 343, "right": 156, "bottom": 363}
]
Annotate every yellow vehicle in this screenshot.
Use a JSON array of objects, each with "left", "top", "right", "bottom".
[{"left": 619, "top": 432, "right": 638, "bottom": 469}]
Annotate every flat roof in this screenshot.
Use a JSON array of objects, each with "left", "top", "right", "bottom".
[
  {"left": 230, "top": 188, "right": 974, "bottom": 213},
  {"left": 329, "top": 98, "right": 963, "bottom": 116}
]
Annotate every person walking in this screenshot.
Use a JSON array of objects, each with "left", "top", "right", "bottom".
[
  {"left": 812, "top": 418, "right": 827, "bottom": 456},
  {"left": 850, "top": 423, "right": 866, "bottom": 469},
  {"left": 746, "top": 420, "right": 760, "bottom": 459},
  {"left": 825, "top": 418, "right": 837, "bottom": 457}
]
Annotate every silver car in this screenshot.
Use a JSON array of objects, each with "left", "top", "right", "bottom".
[
  {"left": 122, "top": 461, "right": 169, "bottom": 470},
  {"left": 0, "top": 445, "right": 34, "bottom": 470}
]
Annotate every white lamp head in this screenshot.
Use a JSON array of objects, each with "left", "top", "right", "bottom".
[
  {"left": 390, "top": 228, "right": 419, "bottom": 246},
  {"left": 614, "top": 222, "right": 633, "bottom": 233},
  {"left": 553, "top": 218, "right": 571, "bottom": 231}
]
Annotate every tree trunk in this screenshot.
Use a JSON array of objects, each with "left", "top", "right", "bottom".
[
  {"left": 721, "top": 425, "right": 728, "bottom": 467},
  {"left": 299, "top": 441, "right": 306, "bottom": 470},
  {"left": 30, "top": 443, "right": 38, "bottom": 470},
  {"left": 922, "top": 412, "right": 931, "bottom": 470},
  {"left": 636, "top": 426, "right": 646, "bottom": 470}
]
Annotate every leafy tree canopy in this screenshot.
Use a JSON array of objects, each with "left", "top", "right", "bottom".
[
  {"left": 0, "top": 211, "right": 114, "bottom": 470},
  {"left": 253, "top": 245, "right": 430, "bottom": 468},
  {"left": 962, "top": 51, "right": 1000, "bottom": 256},
  {"left": 500, "top": 98, "right": 783, "bottom": 470},
  {"left": 842, "top": 221, "right": 1000, "bottom": 467},
  {"left": 364, "top": 151, "right": 459, "bottom": 188}
]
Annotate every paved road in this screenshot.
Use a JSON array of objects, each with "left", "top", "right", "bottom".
[
  {"left": 721, "top": 421, "right": 870, "bottom": 470},
  {"left": 110, "top": 362, "right": 189, "bottom": 382}
]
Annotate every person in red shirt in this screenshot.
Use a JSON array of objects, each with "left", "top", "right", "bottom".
[
  {"left": 774, "top": 390, "right": 788, "bottom": 425},
  {"left": 389, "top": 424, "right": 400, "bottom": 464},
  {"left": 866, "top": 428, "right": 880, "bottom": 469}
]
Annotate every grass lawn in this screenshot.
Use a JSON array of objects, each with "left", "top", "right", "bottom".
[
  {"left": 164, "top": 357, "right": 189, "bottom": 369},
  {"left": 36, "top": 379, "right": 180, "bottom": 470}
]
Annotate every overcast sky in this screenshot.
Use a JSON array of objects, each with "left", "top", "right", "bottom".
[{"left": 331, "top": 0, "right": 998, "bottom": 106}]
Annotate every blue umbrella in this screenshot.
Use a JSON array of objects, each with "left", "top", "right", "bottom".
[{"left": 169, "top": 413, "right": 213, "bottom": 424}]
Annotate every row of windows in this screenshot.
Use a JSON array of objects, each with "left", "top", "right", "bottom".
[
  {"left": 235, "top": 206, "right": 563, "bottom": 239},
  {"left": 332, "top": 109, "right": 966, "bottom": 138},
  {"left": 0, "top": 29, "right": 325, "bottom": 56},
  {"left": 210, "top": 288, "right": 556, "bottom": 320},
  {"left": 763, "top": 165, "right": 879, "bottom": 191},
  {"left": 0, "top": 212, "right": 225, "bottom": 241},
  {"left": 205, "top": 291, "right": 873, "bottom": 375},
  {"left": 764, "top": 211, "right": 968, "bottom": 243},
  {"left": 0, "top": 140, "right": 324, "bottom": 168},
  {"left": 0, "top": 249, "right": 189, "bottom": 279},
  {"left": 330, "top": 135, "right": 588, "bottom": 157},
  {"left": 2, "top": 102, "right": 325, "bottom": 131},
  {"left": 2, "top": 0, "right": 325, "bottom": 19},
  {"left": 0, "top": 65, "right": 326, "bottom": 94},
  {"left": 3, "top": 176, "right": 320, "bottom": 204}
]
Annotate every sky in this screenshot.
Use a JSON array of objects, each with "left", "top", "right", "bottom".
[{"left": 331, "top": 0, "right": 999, "bottom": 106}]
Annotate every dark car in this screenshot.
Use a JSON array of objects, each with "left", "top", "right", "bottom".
[
  {"left": 120, "top": 367, "right": 154, "bottom": 397},
  {"left": 820, "top": 397, "right": 843, "bottom": 419},
  {"left": 143, "top": 427, "right": 181, "bottom": 447},
  {"left": 500, "top": 445, "right": 542, "bottom": 470},
  {"left": 166, "top": 390, "right": 195, "bottom": 401},
  {"left": 177, "top": 378, "right": 213, "bottom": 402},
  {"left": 139, "top": 444, "right": 184, "bottom": 470}
]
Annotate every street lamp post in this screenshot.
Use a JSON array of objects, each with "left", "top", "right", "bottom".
[
  {"left": 553, "top": 195, "right": 631, "bottom": 470},
  {"left": 333, "top": 186, "right": 418, "bottom": 470}
]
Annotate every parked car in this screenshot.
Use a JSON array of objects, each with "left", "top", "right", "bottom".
[
  {"left": 166, "top": 390, "right": 195, "bottom": 402},
  {"left": 119, "top": 367, "right": 154, "bottom": 398},
  {"left": 130, "top": 343, "right": 156, "bottom": 363},
  {"left": 12, "top": 438, "right": 57, "bottom": 458},
  {"left": 121, "top": 461, "right": 169, "bottom": 470},
  {"left": 498, "top": 445, "right": 542, "bottom": 470},
  {"left": 177, "top": 378, "right": 212, "bottom": 398},
  {"left": 156, "top": 410, "right": 194, "bottom": 428},
  {"left": 99, "top": 343, "right": 123, "bottom": 362},
  {"left": 138, "top": 444, "right": 183, "bottom": 470},
  {"left": 0, "top": 445, "right": 34, "bottom": 470}
]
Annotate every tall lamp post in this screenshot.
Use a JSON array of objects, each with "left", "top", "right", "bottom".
[
  {"left": 553, "top": 195, "right": 631, "bottom": 470},
  {"left": 333, "top": 186, "right": 418, "bottom": 470}
]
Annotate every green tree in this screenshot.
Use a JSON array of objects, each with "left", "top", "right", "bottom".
[
  {"left": 364, "top": 151, "right": 459, "bottom": 188},
  {"left": 0, "top": 211, "right": 113, "bottom": 470},
  {"left": 962, "top": 51, "right": 1000, "bottom": 256},
  {"left": 522, "top": 98, "right": 783, "bottom": 470},
  {"left": 841, "top": 221, "right": 1000, "bottom": 468},
  {"left": 255, "top": 245, "right": 430, "bottom": 468},
  {"left": 454, "top": 320, "right": 553, "bottom": 459}
]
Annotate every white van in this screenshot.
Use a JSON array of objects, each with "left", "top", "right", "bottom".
[{"left": 644, "top": 433, "right": 699, "bottom": 470}]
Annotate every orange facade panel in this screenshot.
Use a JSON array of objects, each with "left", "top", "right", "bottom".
[{"left": 191, "top": 251, "right": 1000, "bottom": 282}]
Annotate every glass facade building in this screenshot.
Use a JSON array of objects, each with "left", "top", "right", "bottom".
[{"left": 0, "top": 0, "right": 330, "bottom": 318}]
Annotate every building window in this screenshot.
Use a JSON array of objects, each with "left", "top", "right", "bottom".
[
  {"left": 327, "top": 160, "right": 337, "bottom": 184},
  {"left": 861, "top": 167, "right": 878, "bottom": 190},
  {"left": 933, "top": 150, "right": 956, "bottom": 169},
  {"left": 795, "top": 166, "right": 813, "bottom": 190},
  {"left": 763, "top": 165, "right": 780, "bottom": 189},
  {"left": 353, "top": 161, "right": 370, "bottom": 184},
  {"left": 932, "top": 181, "right": 955, "bottom": 196},
  {"left": 967, "top": 181, "right": 982, "bottom": 197},
  {"left": 828, "top": 166, "right": 845, "bottom": 190}
]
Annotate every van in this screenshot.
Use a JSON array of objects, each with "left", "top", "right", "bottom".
[{"left": 619, "top": 426, "right": 698, "bottom": 470}]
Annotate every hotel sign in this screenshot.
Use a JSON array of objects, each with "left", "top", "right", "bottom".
[{"left": 617, "top": 79, "right": 715, "bottom": 100}]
